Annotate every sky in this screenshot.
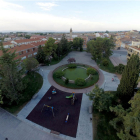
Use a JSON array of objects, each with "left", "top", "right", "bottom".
[{"left": 0, "top": 0, "right": 140, "bottom": 32}]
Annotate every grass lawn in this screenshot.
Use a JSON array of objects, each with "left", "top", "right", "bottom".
[
  {"left": 3, "top": 72, "right": 43, "bottom": 114},
  {"left": 96, "top": 58, "right": 115, "bottom": 73},
  {"left": 53, "top": 64, "right": 99, "bottom": 89},
  {"left": 64, "top": 68, "right": 88, "bottom": 80}
]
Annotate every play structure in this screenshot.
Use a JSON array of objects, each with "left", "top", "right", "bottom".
[
  {"left": 65, "top": 113, "right": 70, "bottom": 123},
  {"left": 52, "top": 89, "right": 56, "bottom": 94},
  {"left": 41, "top": 104, "right": 57, "bottom": 117},
  {"left": 66, "top": 92, "right": 77, "bottom": 105}
]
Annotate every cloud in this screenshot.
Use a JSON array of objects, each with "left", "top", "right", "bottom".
[
  {"left": 0, "top": 8, "right": 104, "bottom": 31},
  {"left": 36, "top": 2, "right": 58, "bottom": 11},
  {"left": 74, "top": 11, "right": 83, "bottom": 14},
  {"left": 0, "top": 0, "right": 23, "bottom": 9}
]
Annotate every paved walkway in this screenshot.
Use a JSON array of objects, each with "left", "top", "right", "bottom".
[
  {"left": 0, "top": 108, "right": 63, "bottom": 140},
  {"left": 110, "top": 48, "right": 127, "bottom": 66},
  {"left": 109, "top": 56, "right": 126, "bottom": 66}
]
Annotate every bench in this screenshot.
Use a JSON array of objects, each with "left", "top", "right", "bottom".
[
  {"left": 32, "top": 93, "right": 38, "bottom": 99},
  {"left": 50, "top": 130, "right": 60, "bottom": 135}
]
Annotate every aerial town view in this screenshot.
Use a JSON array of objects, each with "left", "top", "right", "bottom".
[{"left": 0, "top": 0, "right": 140, "bottom": 140}]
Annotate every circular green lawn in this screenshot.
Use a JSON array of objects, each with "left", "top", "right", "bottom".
[
  {"left": 63, "top": 67, "right": 88, "bottom": 80},
  {"left": 53, "top": 64, "right": 99, "bottom": 89}
]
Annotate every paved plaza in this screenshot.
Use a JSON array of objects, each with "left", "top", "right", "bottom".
[{"left": 0, "top": 50, "right": 125, "bottom": 140}]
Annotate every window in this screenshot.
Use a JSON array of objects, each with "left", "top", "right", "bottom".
[
  {"left": 21, "top": 56, "right": 26, "bottom": 60},
  {"left": 32, "top": 48, "right": 35, "bottom": 51},
  {"left": 34, "top": 52, "right": 37, "bottom": 55},
  {"left": 28, "top": 54, "right": 32, "bottom": 57},
  {"left": 19, "top": 51, "right": 23, "bottom": 55},
  {"left": 26, "top": 49, "right": 30, "bottom": 53}
]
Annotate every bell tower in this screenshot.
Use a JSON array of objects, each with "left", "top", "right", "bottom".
[{"left": 70, "top": 28, "right": 72, "bottom": 39}]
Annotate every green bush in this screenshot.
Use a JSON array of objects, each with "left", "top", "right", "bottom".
[
  {"left": 115, "top": 64, "right": 125, "bottom": 74},
  {"left": 87, "top": 68, "right": 97, "bottom": 75},
  {"left": 68, "top": 64, "right": 77, "bottom": 68},
  {"left": 75, "top": 78, "right": 86, "bottom": 86},
  {"left": 54, "top": 71, "right": 64, "bottom": 78},
  {"left": 102, "top": 59, "right": 109, "bottom": 66},
  {"left": 65, "top": 78, "right": 69, "bottom": 84}
]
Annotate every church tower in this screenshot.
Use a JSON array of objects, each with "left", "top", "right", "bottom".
[{"left": 70, "top": 28, "right": 72, "bottom": 39}]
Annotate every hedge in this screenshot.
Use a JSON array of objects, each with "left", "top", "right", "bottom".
[{"left": 75, "top": 78, "right": 86, "bottom": 86}]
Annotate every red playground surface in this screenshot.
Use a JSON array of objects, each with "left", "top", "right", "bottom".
[{"left": 26, "top": 86, "right": 83, "bottom": 138}]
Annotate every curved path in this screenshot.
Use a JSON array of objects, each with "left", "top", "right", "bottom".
[
  {"left": 41, "top": 51, "right": 105, "bottom": 93},
  {"left": 48, "top": 65, "right": 104, "bottom": 93}
]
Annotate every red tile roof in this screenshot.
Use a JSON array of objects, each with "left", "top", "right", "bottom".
[
  {"left": 3, "top": 42, "right": 12, "bottom": 46},
  {"left": 0, "top": 40, "right": 46, "bottom": 57},
  {"left": 14, "top": 39, "right": 42, "bottom": 43}
]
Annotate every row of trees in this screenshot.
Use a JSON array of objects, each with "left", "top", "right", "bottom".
[
  {"left": 87, "top": 54, "right": 140, "bottom": 140},
  {"left": 87, "top": 37, "right": 115, "bottom": 61},
  {"left": 36, "top": 34, "right": 84, "bottom": 63}
]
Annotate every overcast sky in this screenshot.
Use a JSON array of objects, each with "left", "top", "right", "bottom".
[{"left": 0, "top": 0, "right": 140, "bottom": 32}]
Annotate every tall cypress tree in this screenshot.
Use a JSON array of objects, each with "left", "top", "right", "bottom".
[
  {"left": 0, "top": 44, "right": 26, "bottom": 104},
  {"left": 117, "top": 54, "right": 140, "bottom": 107}
]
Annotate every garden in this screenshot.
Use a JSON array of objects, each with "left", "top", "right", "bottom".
[{"left": 53, "top": 63, "right": 99, "bottom": 89}]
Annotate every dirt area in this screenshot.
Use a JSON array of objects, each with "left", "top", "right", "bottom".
[
  {"left": 26, "top": 86, "right": 83, "bottom": 138},
  {"left": 115, "top": 73, "right": 122, "bottom": 80}
]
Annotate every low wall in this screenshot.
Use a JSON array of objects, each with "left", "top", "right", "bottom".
[
  {"left": 61, "top": 65, "right": 91, "bottom": 83},
  {"left": 53, "top": 63, "right": 99, "bottom": 84}
]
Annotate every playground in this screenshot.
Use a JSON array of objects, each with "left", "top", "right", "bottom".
[{"left": 26, "top": 86, "right": 83, "bottom": 138}]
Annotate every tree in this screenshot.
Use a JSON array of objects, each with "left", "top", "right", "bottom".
[
  {"left": 25, "top": 35, "right": 31, "bottom": 39},
  {"left": 68, "top": 41, "right": 73, "bottom": 50},
  {"left": 87, "top": 37, "right": 114, "bottom": 61},
  {"left": 0, "top": 45, "right": 26, "bottom": 104},
  {"left": 22, "top": 57, "right": 39, "bottom": 72},
  {"left": 110, "top": 90, "right": 140, "bottom": 140},
  {"left": 60, "top": 34, "right": 69, "bottom": 55},
  {"left": 117, "top": 54, "right": 140, "bottom": 107},
  {"left": 43, "top": 37, "right": 57, "bottom": 60},
  {"left": 36, "top": 45, "right": 46, "bottom": 63},
  {"left": 105, "top": 30, "right": 109, "bottom": 33},
  {"left": 0, "top": 90, "right": 3, "bottom": 104},
  {"left": 86, "top": 85, "right": 115, "bottom": 112},
  {"left": 73, "top": 37, "right": 84, "bottom": 51}
]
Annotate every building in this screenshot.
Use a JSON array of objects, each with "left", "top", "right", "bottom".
[
  {"left": 0, "top": 40, "right": 46, "bottom": 61},
  {"left": 11, "top": 38, "right": 42, "bottom": 46},
  {"left": 127, "top": 46, "right": 140, "bottom": 59},
  {"left": 67, "top": 28, "right": 88, "bottom": 48},
  {"left": 130, "top": 30, "right": 139, "bottom": 34},
  {"left": 3, "top": 42, "right": 14, "bottom": 48}
]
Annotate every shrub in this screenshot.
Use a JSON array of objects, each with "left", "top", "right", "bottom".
[
  {"left": 90, "top": 75, "right": 94, "bottom": 80},
  {"left": 102, "top": 59, "right": 109, "bottom": 66},
  {"left": 68, "top": 64, "right": 77, "bottom": 68},
  {"left": 87, "top": 68, "right": 97, "bottom": 75},
  {"left": 115, "top": 64, "right": 125, "bottom": 74},
  {"left": 65, "top": 78, "right": 69, "bottom": 84},
  {"left": 54, "top": 71, "right": 64, "bottom": 78},
  {"left": 75, "top": 78, "right": 86, "bottom": 86}
]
